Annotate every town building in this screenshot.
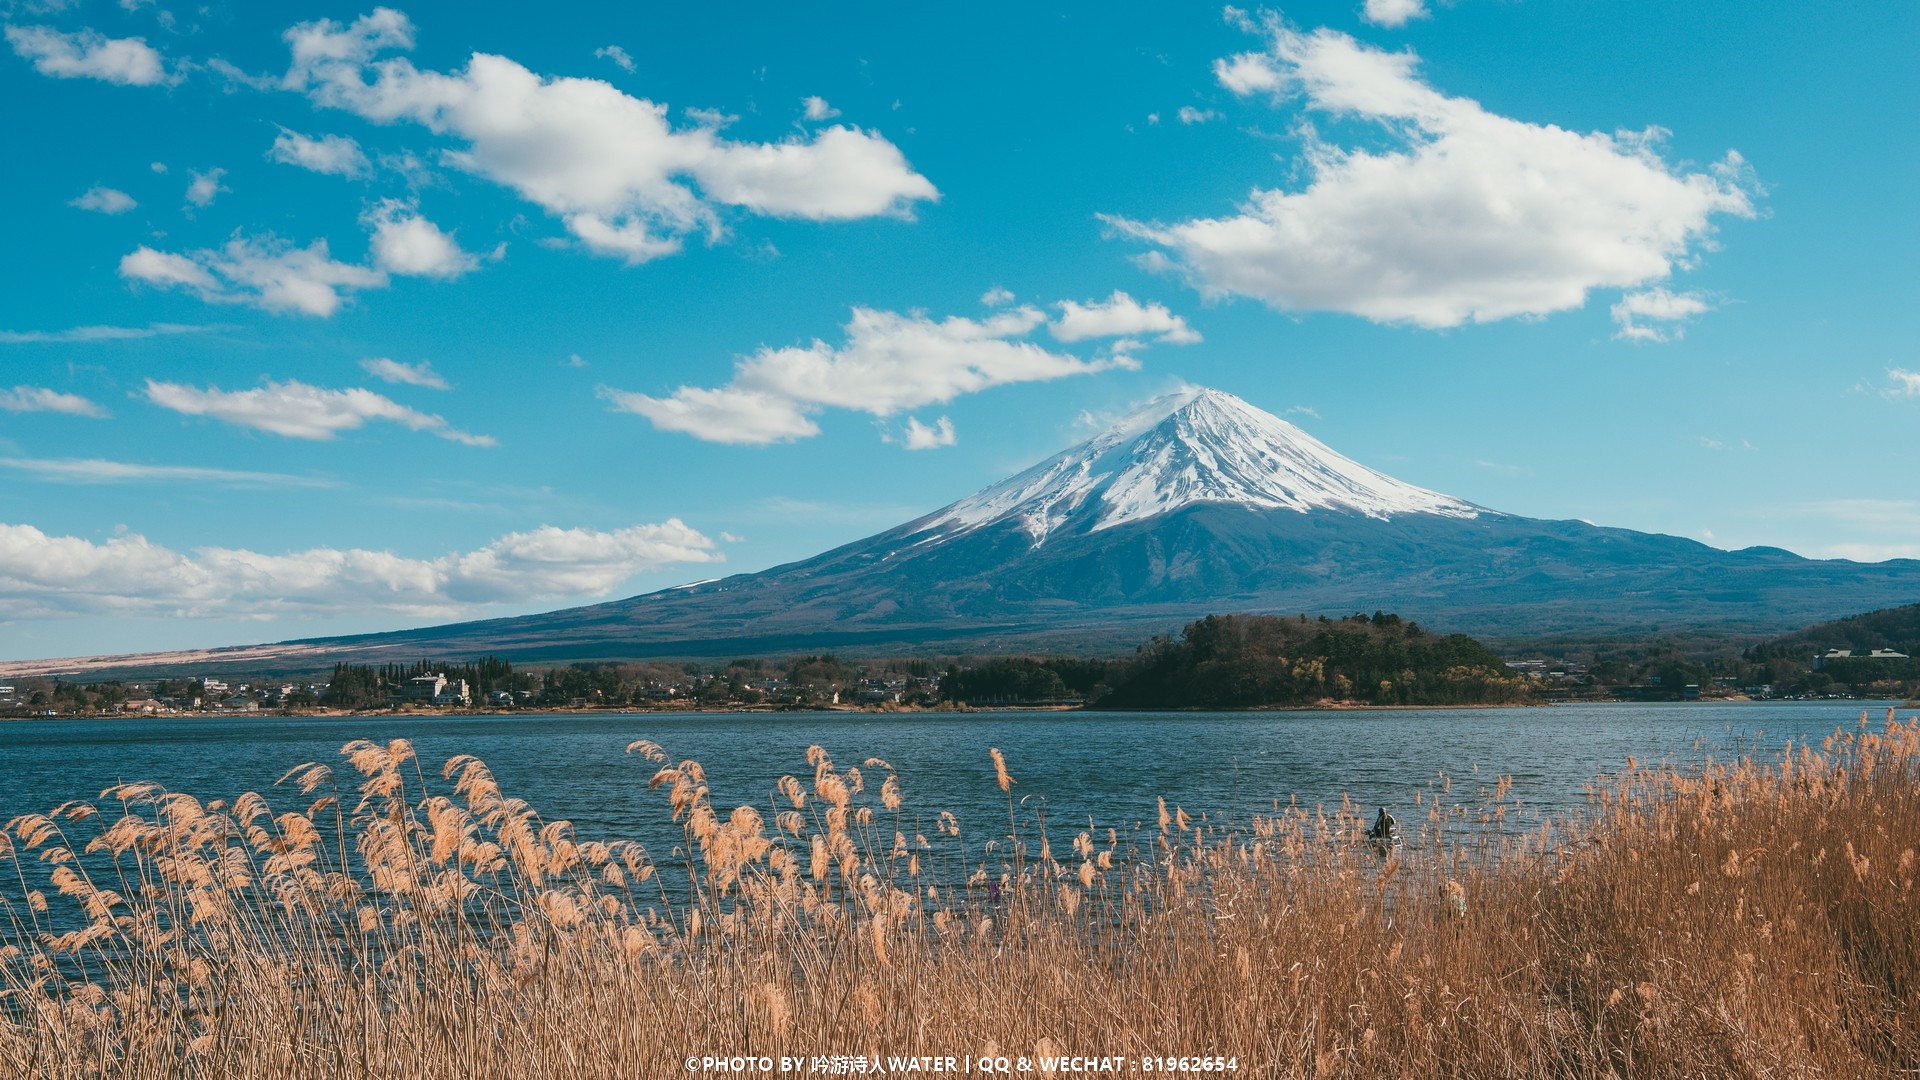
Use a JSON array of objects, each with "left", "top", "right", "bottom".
[{"left": 1814, "top": 648, "right": 1912, "bottom": 670}]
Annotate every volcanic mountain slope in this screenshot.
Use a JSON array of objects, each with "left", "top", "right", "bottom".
[{"left": 235, "top": 386, "right": 1920, "bottom": 664}]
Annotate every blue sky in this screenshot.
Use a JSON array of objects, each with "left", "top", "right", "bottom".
[{"left": 2, "top": 0, "right": 1915, "bottom": 659}]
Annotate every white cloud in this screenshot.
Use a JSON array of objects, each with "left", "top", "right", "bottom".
[
  {"left": 1109, "top": 19, "right": 1757, "bottom": 329},
  {"left": 980, "top": 285, "right": 1015, "bottom": 307},
  {"left": 1611, "top": 287, "right": 1711, "bottom": 343},
  {"left": 0, "top": 322, "right": 216, "bottom": 344},
  {"left": 599, "top": 384, "right": 820, "bottom": 445},
  {"left": 563, "top": 213, "right": 684, "bottom": 264},
  {"left": 70, "top": 186, "right": 136, "bottom": 214},
  {"left": 120, "top": 236, "right": 387, "bottom": 317},
  {"left": 280, "top": 10, "right": 936, "bottom": 262},
  {"left": 0, "top": 457, "right": 337, "bottom": 488},
  {"left": 594, "top": 44, "right": 635, "bottom": 73},
  {"left": 0, "top": 386, "right": 109, "bottom": 418},
  {"left": 269, "top": 128, "right": 371, "bottom": 177},
  {"left": 359, "top": 356, "right": 448, "bottom": 389},
  {"left": 142, "top": 378, "right": 494, "bottom": 446},
  {"left": 719, "top": 531, "right": 745, "bottom": 543},
  {"left": 803, "top": 95, "right": 841, "bottom": 121},
  {"left": 363, "top": 199, "right": 480, "bottom": 278},
  {"left": 5, "top": 25, "right": 169, "bottom": 86},
  {"left": 1049, "top": 290, "right": 1201, "bottom": 344},
  {"left": 1213, "top": 51, "right": 1284, "bottom": 96},
  {"left": 684, "top": 106, "right": 736, "bottom": 130},
  {"left": 184, "top": 168, "right": 229, "bottom": 208},
  {"left": 0, "top": 519, "right": 721, "bottom": 620},
  {"left": 1885, "top": 368, "right": 1920, "bottom": 399},
  {"left": 901, "top": 416, "right": 956, "bottom": 450},
  {"left": 1361, "top": 0, "right": 1430, "bottom": 28},
  {"left": 1177, "top": 106, "right": 1219, "bottom": 125},
  {"left": 118, "top": 246, "right": 222, "bottom": 292},
  {"left": 600, "top": 302, "right": 1155, "bottom": 445}
]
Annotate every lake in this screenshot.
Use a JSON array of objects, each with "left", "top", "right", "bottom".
[{"left": 1, "top": 701, "right": 1902, "bottom": 851}]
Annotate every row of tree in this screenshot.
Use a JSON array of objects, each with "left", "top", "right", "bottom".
[
  {"left": 935, "top": 613, "right": 1531, "bottom": 708},
  {"left": 316, "top": 655, "right": 941, "bottom": 709},
  {"left": 321, "top": 658, "right": 532, "bottom": 709}
]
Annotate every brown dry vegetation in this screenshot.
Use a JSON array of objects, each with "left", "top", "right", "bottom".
[{"left": 3, "top": 715, "right": 1917, "bottom": 1078}]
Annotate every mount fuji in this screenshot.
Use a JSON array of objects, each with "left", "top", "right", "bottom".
[
  {"left": 222, "top": 385, "right": 1918, "bottom": 665},
  {"left": 57, "top": 387, "right": 1920, "bottom": 671}
]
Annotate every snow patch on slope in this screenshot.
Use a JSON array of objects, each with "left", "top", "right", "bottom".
[{"left": 909, "top": 387, "right": 1477, "bottom": 546}]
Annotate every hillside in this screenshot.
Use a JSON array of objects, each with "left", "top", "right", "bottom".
[{"left": 1755, "top": 602, "right": 1920, "bottom": 656}]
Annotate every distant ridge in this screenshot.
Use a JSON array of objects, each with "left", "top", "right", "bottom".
[{"left": 9, "top": 388, "right": 1920, "bottom": 676}]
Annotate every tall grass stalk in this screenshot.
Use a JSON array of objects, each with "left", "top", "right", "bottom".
[{"left": 3, "top": 718, "right": 1917, "bottom": 1078}]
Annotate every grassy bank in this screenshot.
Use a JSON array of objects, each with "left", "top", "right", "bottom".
[{"left": 3, "top": 716, "right": 1916, "bottom": 1078}]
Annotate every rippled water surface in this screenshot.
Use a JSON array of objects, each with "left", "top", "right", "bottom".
[{"left": 1, "top": 702, "right": 1902, "bottom": 847}]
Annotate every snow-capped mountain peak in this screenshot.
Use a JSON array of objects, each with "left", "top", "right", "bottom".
[{"left": 907, "top": 387, "right": 1479, "bottom": 546}]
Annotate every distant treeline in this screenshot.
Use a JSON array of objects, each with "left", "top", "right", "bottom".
[
  {"left": 323, "top": 658, "right": 530, "bottom": 708},
  {"left": 937, "top": 613, "right": 1531, "bottom": 708},
  {"left": 315, "top": 654, "right": 940, "bottom": 710}
]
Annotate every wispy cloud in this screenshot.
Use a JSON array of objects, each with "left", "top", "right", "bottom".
[
  {"left": 70, "top": 186, "right": 137, "bottom": 214},
  {"left": 121, "top": 235, "right": 387, "bottom": 317},
  {"left": 184, "top": 167, "right": 228, "bottom": 208},
  {"left": 1885, "top": 367, "right": 1920, "bottom": 399},
  {"left": 142, "top": 379, "right": 495, "bottom": 446},
  {"left": 0, "top": 323, "right": 219, "bottom": 345},
  {"left": 0, "top": 386, "right": 109, "bottom": 418},
  {"left": 0, "top": 457, "right": 338, "bottom": 488},
  {"left": 5, "top": 25, "right": 171, "bottom": 86},
  {"left": 594, "top": 45, "right": 636, "bottom": 73},
  {"left": 1612, "top": 288, "right": 1713, "bottom": 343},
  {"left": 359, "top": 357, "right": 450, "bottom": 389},
  {"left": 0, "top": 519, "right": 722, "bottom": 620}
]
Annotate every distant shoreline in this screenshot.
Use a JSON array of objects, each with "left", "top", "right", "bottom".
[{"left": 10, "top": 697, "right": 1886, "bottom": 725}]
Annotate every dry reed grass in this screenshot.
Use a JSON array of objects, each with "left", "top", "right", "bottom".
[{"left": 3, "top": 715, "right": 1917, "bottom": 1078}]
